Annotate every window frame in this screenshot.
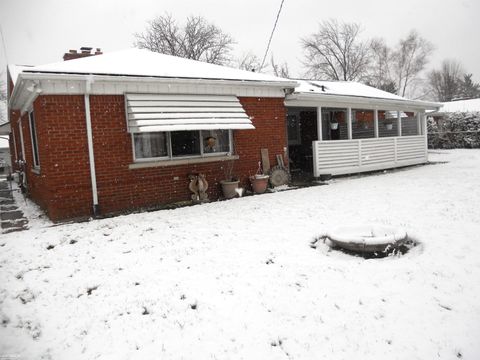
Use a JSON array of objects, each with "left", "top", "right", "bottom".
[
  {"left": 132, "top": 129, "right": 233, "bottom": 162},
  {"left": 28, "top": 111, "right": 40, "bottom": 169}
]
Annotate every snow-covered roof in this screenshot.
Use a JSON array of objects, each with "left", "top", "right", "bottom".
[
  {"left": 287, "top": 80, "right": 441, "bottom": 110},
  {"left": 431, "top": 98, "right": 480, "bottom": 114},
  {"left": 294, "top": 80, "right": 408, "bottom": 101},
  {"left": 21, "top": 48, "right": 293, "bottom": 84},
  {"left": 7, "top": 64, "right": 34, "bottom": 86}
]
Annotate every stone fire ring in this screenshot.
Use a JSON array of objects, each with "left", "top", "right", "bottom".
[{"left": 326, "top": 225, "right": 408, "bottom": 253}]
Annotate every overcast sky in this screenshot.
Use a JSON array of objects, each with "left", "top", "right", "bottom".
[{"left": 1, "top": 0, "right": 479, "bottom": 82}]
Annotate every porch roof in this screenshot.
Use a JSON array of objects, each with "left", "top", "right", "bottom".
[{"left": 286, "top": 80, "right": 441, "bottom": 111}]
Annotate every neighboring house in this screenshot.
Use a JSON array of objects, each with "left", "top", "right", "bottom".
[
  {"left": 429, "top": 98, "right": 480, "bottom": 126},
  {"left": 6, "top": 48, "right": 440, "bottom": 221}
]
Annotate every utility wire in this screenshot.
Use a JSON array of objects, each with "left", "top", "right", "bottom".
[
  {"left": 260, "top": 0, "right": 285, "bottom": 70},
  {"left": 0, "top": 24, "right": 8, "bottom": 65}
]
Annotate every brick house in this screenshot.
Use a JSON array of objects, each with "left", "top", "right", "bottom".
[
  {"left": 7, "top": 48, "right": 297, "bottom": 221},
  {"left": 6, "top": 48, "right": 441, "bottom": 222}
]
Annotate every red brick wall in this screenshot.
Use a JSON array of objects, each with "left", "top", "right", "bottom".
[
  {"left": 12, "top": 95, "right": 93, "bottom": 220},
  {"left": 21, "top": 94, "right": 287, "bottom": 221}
]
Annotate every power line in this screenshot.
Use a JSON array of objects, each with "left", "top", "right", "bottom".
[
  {"left": 0, "top": 24, "right": 8, "bottom": 65},
  {"left": 260, "top": 0, "right": 285, "bottom": 70}
]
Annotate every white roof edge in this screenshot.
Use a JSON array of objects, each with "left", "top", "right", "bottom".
[
  {"left": 17, "top": 72, "right": 299, "bottom": 89},
  {"left": 286, "top": 92, "right": 442, "bottom": 111}
]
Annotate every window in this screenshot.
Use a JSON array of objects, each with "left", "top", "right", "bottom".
[
  {"left": 133, "top": 132, "right": 168, "bottom": 159},
  {"left": 29, "top": 111, "right": 40, "bottom": 168},
  {"left": 133, "top": 130, "right": 232, "bottom": 161}
]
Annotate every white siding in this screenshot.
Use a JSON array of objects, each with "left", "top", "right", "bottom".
[{"left": 312, "top": 135, "right": 427, "bottom": 176}]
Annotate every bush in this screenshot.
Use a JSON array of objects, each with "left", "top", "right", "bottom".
[{"left": 428, "top": 112, "right": 480, "bottom": 149}]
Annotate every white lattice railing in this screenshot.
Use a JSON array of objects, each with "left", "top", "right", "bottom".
[{"left": 312, "top": 135, "right": 427, "bottom": 176}]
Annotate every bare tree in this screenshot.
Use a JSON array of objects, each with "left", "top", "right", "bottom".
[
  {"left": 0, "top": 73, "right": 7, "bottom": 124},
  {"left": 301, "top": 19, "right": 371, "bottom": 81},
  {"left": 270, "top": 56, "right": 290, "bottom": 78},
  {"left": 134, "top": 14, "right": 234, "bottom": 65},
  {"left": 366, "top": 38, "right": 397, "bottom": 93},
  {"left": 428, "top": 59, "right": 464, "bottom": 101},
  {"left": 392, "top": 30, "right": 434, "bottom": 97},
  {"left": 234, "top": 52, "right": 267, "bottom": 72}
]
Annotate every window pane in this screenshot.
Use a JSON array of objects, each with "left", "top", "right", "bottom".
[
  {"left": 202, "top": 130, "right": 230, "bottom": 154},
  {"left": 171, "top": 131, "right": 200, "bottom": 156},
  {"left": 352, "top": 109, "right": 375, "bottom": 139},
  {"left": 134, "top": 132, "right": 167, "bottom": 158},
  {"left": 29, "top": 112, "right": 40, "bottom": 167},
  {"left": 401, "top": 113, "right": 419, "bottom": 136}
]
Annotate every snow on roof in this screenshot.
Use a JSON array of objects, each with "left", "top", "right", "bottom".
[
  {"left": 22, "top": 48, "right": 293, "bottom": 84},
  {"left": 294, "top": 80, "right": 408, "bottom": 101},
  {"left": 435, "top": 98, "right": 480, "bottom": 113},
  {"left": 8, "top": 64, "right": 34, "bottom": 85}
]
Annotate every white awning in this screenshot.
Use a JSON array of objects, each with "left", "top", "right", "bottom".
[{"left": 125, "top": 94, "right": 255, "bottom": 132}]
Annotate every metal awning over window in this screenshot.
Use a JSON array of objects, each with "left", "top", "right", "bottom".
[{"left": 125, "top": 94, "right": 255, "bottom": 132}]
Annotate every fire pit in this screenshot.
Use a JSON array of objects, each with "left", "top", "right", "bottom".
[{"left": 326, "top": 225, "right": 408, "bottom": 254}]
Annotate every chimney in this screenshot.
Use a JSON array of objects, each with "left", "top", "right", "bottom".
[{"left": 63, "top": 47, "right": 103, "bottom": 61}]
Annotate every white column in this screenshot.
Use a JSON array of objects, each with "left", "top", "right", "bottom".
[
  {"left": 397, "top": 111, "right": 402, "bottom": 137},
  {"left": 317, "top": 106, "right": 323, "bottom": 141},
  {"left": 347, "top": 107, "right": 352, "bottom": 139},
  {"left": 374, "top": 109, "right": 379, "bottom": 138},
  {"left": 416, "top": 112, "right": 422, "bottom": 135}
]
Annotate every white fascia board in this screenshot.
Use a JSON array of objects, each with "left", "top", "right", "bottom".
[
  {"left": 10, "top": 73, "right": 297, "bottom": 110},
  {"left": 285, "top": 93, "right": 441, "bottom": 111},
  {"left": 18, "top": 72, "right": 299, "bottom": 90}
]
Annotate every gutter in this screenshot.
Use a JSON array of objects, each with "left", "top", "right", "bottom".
[
  {"left": 84, "top": 78, "right": 100, "bottom": 217},
  {"left": 17, "top": 72, "right": 299, "bottom": 90}
]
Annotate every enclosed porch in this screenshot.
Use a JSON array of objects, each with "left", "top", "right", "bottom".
[{"left": 285, "top": 81, "right": 440, "bottom": 177}]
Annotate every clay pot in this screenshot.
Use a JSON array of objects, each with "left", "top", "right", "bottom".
[
  {"left": 250, "top": 175, "right": 270, "bottom": 194},
  {"left": 220, "top": 179, "right": 240, "bottom": 199}
]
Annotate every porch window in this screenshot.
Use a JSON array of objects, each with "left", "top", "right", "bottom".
[
  {"left": 352, "top": 109, "right": 375, "bottom": 139},
  {"left": 133, "top": 129, "right": 232, "bottom": 161},
  {"left": 401, "top": 113, "right": 419, "bottom": 136},
  {"left": 378, "top": 111, "right": 399, "bottom": 137},
  {"left": 28, "top": 111, "right": 40, "bottom": 168}
]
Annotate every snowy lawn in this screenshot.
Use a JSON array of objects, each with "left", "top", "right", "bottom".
[{"left": 1, "top": 150, "right": 480, "bottom": 359}]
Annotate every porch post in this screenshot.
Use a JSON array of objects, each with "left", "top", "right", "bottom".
[
  {"left": 397, "top": 111, "right": 402, "bottom": 137},
  {"left": 374, "top": 109, "right": 379, "bottom": 138},
  {"left": 347, "top": 107, "right": 352, "bottom": 139},
  {"left": 416, "top": 112, "right": 422, "bottom": 135},
  {"left": 317, "top": 106, "right": 323, "bottom": 141}
]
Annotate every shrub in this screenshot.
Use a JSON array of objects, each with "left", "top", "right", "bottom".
[{"left": 428, "top": 112, "right": 480, "bottom": 149}]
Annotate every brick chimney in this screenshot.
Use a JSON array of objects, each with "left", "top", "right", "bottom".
[{"left": 63, "top": 47, "right": 103, "bottom": 61}]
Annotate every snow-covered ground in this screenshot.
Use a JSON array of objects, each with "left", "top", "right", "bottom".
[{"left": 1, "top": 150, "right": 480, "bottom": 360}]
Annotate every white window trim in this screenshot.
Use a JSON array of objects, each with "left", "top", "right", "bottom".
[
  {"left": 28, "top": 111, "right": 40, "bottom": 170},
  {"left": 132, "top": 129, "right": 234, "bottom": 163}
]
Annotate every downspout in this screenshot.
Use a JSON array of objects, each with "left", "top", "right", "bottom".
[{"left": 84, "top": 78, "right": 100, "bottom": 216}]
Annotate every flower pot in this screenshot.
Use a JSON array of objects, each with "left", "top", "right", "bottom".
[
  {"left": 385, "top": 123, "right": 393, "bottom": 130},
  {"left": 250, "top": 175, "right": 269, "bottom": 194},
  {"left": 220, "top": 179, "right": 240, "bottom": 199},
  {"left": 330, "top": 122, "right": 339, "bottom": 130}
]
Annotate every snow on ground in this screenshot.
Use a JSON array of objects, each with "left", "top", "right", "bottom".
[{"left": 1, "top": 150, "right": 480, "bottom": 360}]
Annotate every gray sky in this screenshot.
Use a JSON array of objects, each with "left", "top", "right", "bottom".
[{"left": 1, "top": 0, "right": 479, "bottom": 82}]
